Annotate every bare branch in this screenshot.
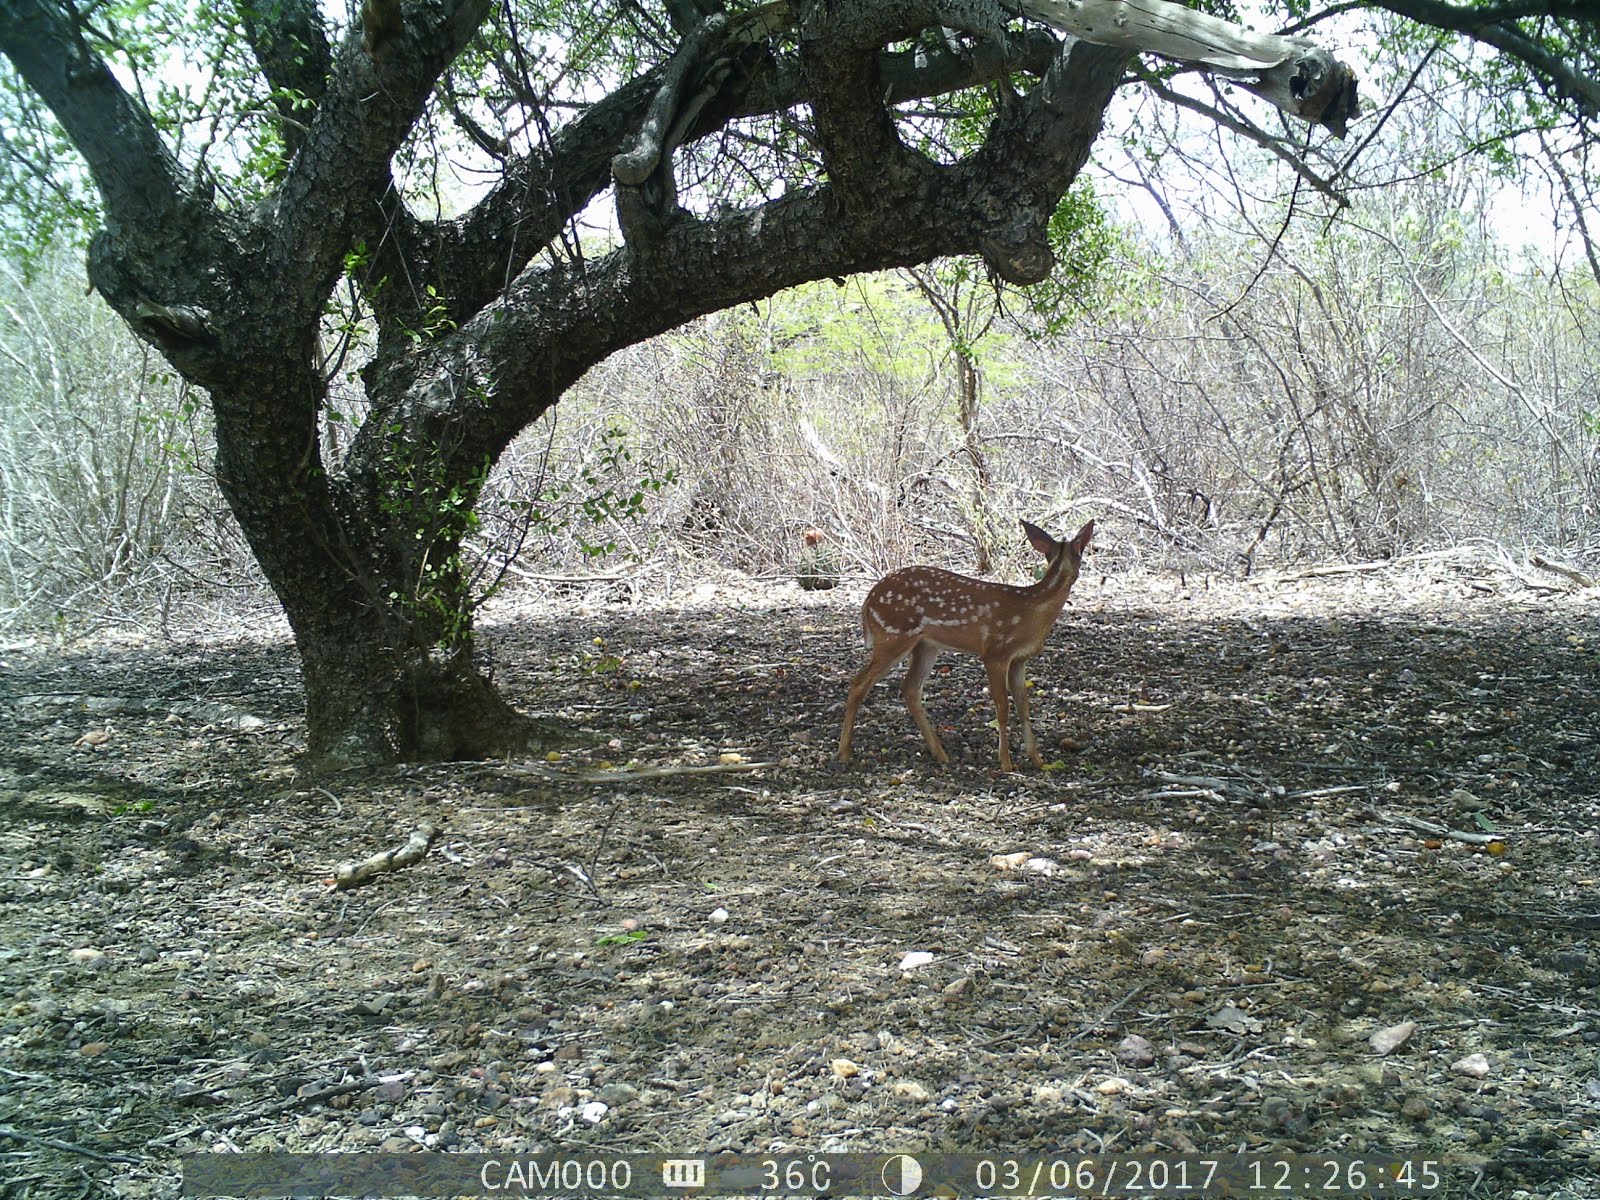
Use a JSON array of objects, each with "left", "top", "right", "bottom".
[
  {"left": 1538, "top": 128, "right": 1600, "bottom": 288},
  {"left": 1136, "top": 67, "right": 1348, "bottom": 206},
  {"left": 1007, "top": 0, "right": 1360, "bottom": 135}
]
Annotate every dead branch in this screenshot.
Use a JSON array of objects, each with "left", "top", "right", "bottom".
[
  {"left": 0, "top": 1125, "right": 141, "bottom": 1164},
  {"left": 1009, "top": 0, "right": 1358, "bottom": 134},
  {"left": 1266, "top": 559, "right": 1393, "bottom": 581},
  {"left": 1135, "top": 67, "right": 1348, "bottom": 205},
  {"left": 500, "top": 759, "right": 779, "bottom": 784},
  {"left": 1143, "top": 769, "right": 1253, "bottom": 799},
  {"left": 1529, "top": 554, "right": 1596, "bottom": 589},
  {"left": 1386, "top": 812, "right": 1500, "bottom": 846},
  {"left": 148, "top": 1079, "right": 371, "bottom": 1147},
  {"left": 330, "top": 821, "right": 442, "bottom": 890}
]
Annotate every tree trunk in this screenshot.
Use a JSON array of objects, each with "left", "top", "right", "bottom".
[
  {"left": 243, "top": 480, "right": 545, "bottom": 768},
  {"left": 296, "top": 616, "right": 534, "bottom": 767},
  {"left": 209, "top": 369, "right": 544, "bottom": 768}
]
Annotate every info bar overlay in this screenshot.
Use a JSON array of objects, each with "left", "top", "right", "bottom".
[{"left": 182, "top": 1150, "right": 1448, "bottom": 1196}]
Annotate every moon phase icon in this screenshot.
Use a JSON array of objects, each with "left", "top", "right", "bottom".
[{"left": 881, "top": 1154, "right": 924, "bottom": 1195}]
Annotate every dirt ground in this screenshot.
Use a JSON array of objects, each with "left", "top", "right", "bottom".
[{"left": 2, "top": 552, "right": 1598, "bottom": 1200}]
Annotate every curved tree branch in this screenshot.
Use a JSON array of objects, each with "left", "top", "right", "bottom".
[
  {"left": 367, "top": 0, "right": 1365, "bottom": 348},
  {"left": 399, "top": 4, "right": 1057, "bottom": 325},
  {"left": 238, "top": 0, "right": 333, "bottom": 160},
  {"left": 342, "top": 33, "right": 1129, "bottom": 485},
  {"left": 1365, "top": 0, "right": 1599, "bottom": 115},
  {"left": 0, "top": 0, "right": 188, "bottom": 230},
  {"left": 612, "top": 10, "right": 731, "bottom": 241},
  {"left": 959, "top": 39, "right": 1132, "bottom": 282},
  {"left": 613, "top": 12, "right": 730, "bottom": 188}
]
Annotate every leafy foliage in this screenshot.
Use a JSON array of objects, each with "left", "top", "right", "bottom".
[{"left": 0, "top": 76, "right": 97, "bottom": 269}]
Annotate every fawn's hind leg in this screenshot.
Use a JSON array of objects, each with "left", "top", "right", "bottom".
[
  {"left": 900, "top": 641, "right": 947, "bottom": 763},
  {"left": 838, "top": 635, "right": 914, "bottom": 761}
]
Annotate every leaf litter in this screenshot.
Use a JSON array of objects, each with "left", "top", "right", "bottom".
[{"left": 0, "top": 557, "right": 1597, "bottom": 1198}]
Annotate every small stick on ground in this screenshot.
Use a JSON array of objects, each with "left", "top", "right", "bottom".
[
  {"left": 498, "top": 760, "right": 778, "bottom": 784},
  {"left": 330, "top": 821, "right": 442, "bottom": 890},
  {"left": 148, "top": 1080, "right": 370, "bottom": 1147},
  {"left": 0, "top": 1125, "right": 141, "bottom": 1164},
  {"left": 1387, "top": 813, "right": 1501, "bottom": 846}
]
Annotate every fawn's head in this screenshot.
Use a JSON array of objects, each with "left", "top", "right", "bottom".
[{"left": 1021, "top": 518, "right": 1094, "bottom": 591}]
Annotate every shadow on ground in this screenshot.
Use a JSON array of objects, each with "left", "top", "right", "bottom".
[{"left": 1, "top": 560, "right": 1597, "bottom": 1198}]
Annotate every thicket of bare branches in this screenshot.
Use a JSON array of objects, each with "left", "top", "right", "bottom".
[
  {"left": 0, "top": 257, "right": 261, "bottom": 632},
  {"left": 1002, "top": 222, "right": 1600, "bottom": 572},
  {"left": 541, "top": 211, "right": 1598, "bottom": 582},
  {"left": 3, "top": 210, "right": 1595, "bottom": 632}
]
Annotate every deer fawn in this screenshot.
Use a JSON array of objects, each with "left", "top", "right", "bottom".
[{"left": 837, "top": 519, "right": 1094, "bottom": 771}]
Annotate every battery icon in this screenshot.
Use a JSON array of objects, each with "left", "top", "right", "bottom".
[{"left": 662, "top": 1159, "right": 706, "bottom": 1188}]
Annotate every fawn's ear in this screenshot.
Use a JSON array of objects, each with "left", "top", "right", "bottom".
[
  {"left": 1069, "top": 520, "right": 1094, "bottom": 555},
  {"left": 1021, "top": 519, "right": 1056, "bottom": 557}
]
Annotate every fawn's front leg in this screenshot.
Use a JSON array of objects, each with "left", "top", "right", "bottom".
[
  {"left": 1008, "top": 657, "right": 1044, "bottom": 769},
  {"left": 984, "top": 657, "right": 1015, "bottom": 772}
]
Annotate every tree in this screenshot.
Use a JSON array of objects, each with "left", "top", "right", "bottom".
[
  {"left": 904, "top": 178, "right": 1120, "bottom": 573},
  {"left": 0, "top": 0, "right": 1581, "bottom": 767}
]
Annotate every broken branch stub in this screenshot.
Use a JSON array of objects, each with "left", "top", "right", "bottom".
[
  {"left": 1008, "top": 0, "right": 1359, "bottom": 135},
  {"left": 612, "top": 13, "right": 729, "bottom": 189}
]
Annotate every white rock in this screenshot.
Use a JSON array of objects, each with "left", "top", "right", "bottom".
[
  {"left": 1451, "top": 1053, "right": 1491, "bottom": 1079},
  {"left": 1369, "top": 1021, "right": 1416, "bottom": 1056}
]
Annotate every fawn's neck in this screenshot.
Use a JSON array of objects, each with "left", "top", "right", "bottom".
[{"left": 1025, "top": 550, "right": 1076, "bottom": 599}]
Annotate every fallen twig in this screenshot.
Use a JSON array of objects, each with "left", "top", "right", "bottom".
[
  {"left": 1529, "top": 555, "right": 1596, "bottom": 589},
  {"left": 1143, "top": 770, "right": 1255, "bottom": 801},
  {"left": 1287, "top": 784, "right": 1373, "bottom": 800},
  {"left": 1267, "top": 560, "right": 1392, "bottom": 581},
  {"left": 1386, "top": 813, "right": 1500, "bottom": 846},
  {"left": 147, "top": 1080, "right": 370, "bottom": 1147},
  {"left": 500, "top": 760, "right": 779, "bottom": 784},
  {"left": 1062, "top": 984, "right": 1146, "bottom": 1047},
  {"left": 0, "top": 1125, "right": 141, "bottom": 1164},
  {"left": 1145, "top": 787, "right": 1227, "bottom": 802},
  {"left": 330, "top": 822, "right": 442, "bottom": 890}
]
